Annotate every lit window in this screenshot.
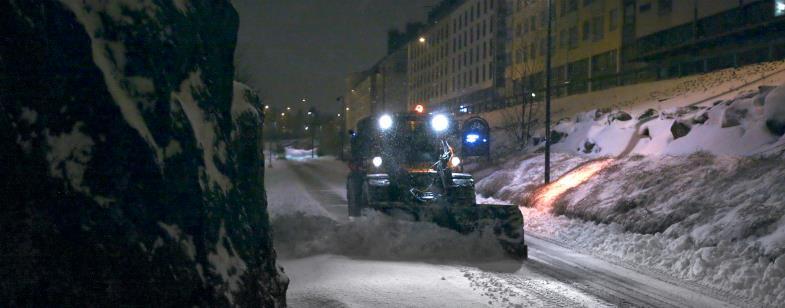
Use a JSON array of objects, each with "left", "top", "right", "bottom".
[{"left": 777, "top": 0, "right": 785, "bottom": 17}]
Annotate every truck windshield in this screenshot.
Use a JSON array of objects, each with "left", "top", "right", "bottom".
[{"left": 382, "top": 118, "right": 438, "bottom": 166}]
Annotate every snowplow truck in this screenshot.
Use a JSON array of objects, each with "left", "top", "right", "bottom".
[{"left": 346, "top": 112, "right": 527, "bottom": 259}]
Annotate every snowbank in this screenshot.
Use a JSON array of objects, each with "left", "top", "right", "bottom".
[
  {"left": 477, "top": 152, "right": 785, "bottom": 306},
  {"left": 551, "top": 84, "right": 785, "bottom": 157},
  {"left": 476, "top": 83, "right": 785, "bottom": 305},
  {"left": 285, "top": 147, "right": 317, "bottom": 161}
]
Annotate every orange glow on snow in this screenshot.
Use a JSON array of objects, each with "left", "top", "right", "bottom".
[{"left": 532, "top": 159, "right": 614, "bottom": 210}]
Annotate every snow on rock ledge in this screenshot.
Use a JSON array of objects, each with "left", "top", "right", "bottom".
[{"left": 1, "top": 1, "right": 286, "bottom": 306}]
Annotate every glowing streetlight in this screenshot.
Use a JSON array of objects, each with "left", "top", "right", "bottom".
[
  {"left": 264, "top": 105, "right": 270, "bottom": 110},
  {"left": 286, "top": 106, "right": 291, "bottom": 111},
  {"left": 301, "top": 98, "right": 307, "bottom": 103},
  {"left": 418, "top": 36, "right": 426, "bottom": 43},
  {"left": 280, "top": 112, "right": 285, "bottom": 117},
  {"left": 337, "top": 113, "right": 342, "bottom": 118},
  {"left": 346, "top": 107, "right": 350, "bottom": 111}
]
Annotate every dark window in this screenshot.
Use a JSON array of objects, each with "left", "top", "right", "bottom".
[
  {"left": 583, "top": 21, "right": 590, "bottom": 40},
  {"left": 657, "top": 0, "right": 672, "bottom": 15},
  {"left": 567, "top": 0, "right": 578, "bottom": 12},
  {"left": 530, "top": 16, "right": 537, "bottom": 31},
  {"left": 609, "top": 9, "right": 619, "bottom": 30},
  {"left": 568, "top": 26, "right": 578, "bottom": 49},
  {"left": 639, "top": 3, "right": 651, "bottom": 13},
  {"left": 592, "top": 16, "right": 604, "bottom": 41}
]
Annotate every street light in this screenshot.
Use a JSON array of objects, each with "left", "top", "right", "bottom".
[
  {"left": 286, "top": 106, "right": 291, "bottom": 111},
  {"left": 418, "top": 36, "right": 426, "bottom": 43}
]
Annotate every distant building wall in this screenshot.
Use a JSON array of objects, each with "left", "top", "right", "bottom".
[
  {"left": 377, "top": 47, "right": 410, "bottom": 113},
  {"left": 344, "top": 70, "right": 376, "bottom": 130},
  {"left": 506, "top": 0, "right": 624, "bottom": 98},
  {"left": 407, "top": 0, "right": 505, "bottom": 112},
  {"left": 630, "top": 0, "right": 785, "bottom": 80}
]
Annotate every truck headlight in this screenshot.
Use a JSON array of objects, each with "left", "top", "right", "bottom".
[
  {"left": 372, "top": 156, "right": 383, "bottom": 168},
  {"left": 450, "top": 156, "right": 461, "bottom": 167},
  {"left": 368, "top": 178, "right": 390, "bottom": 186},
  {"left": 378, "top": 114, "right": 393, "bottom": 130},
  {"left": 431, "top": 114, "right": 449, "bottom": 132},
  {"left": 452, "top": 178, "right": 474, "bottom": 187}
]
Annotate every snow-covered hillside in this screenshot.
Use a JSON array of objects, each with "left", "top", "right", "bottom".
[
  {"left": 551, "top": 84, "right": 785, "bottom": 157},
  {"left": 477, "top": 82, "right": 785, "bottom": 306}
]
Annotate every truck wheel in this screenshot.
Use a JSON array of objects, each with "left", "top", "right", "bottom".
[{"left": 347, "top": 176, "right": 362, "bottom": 217}]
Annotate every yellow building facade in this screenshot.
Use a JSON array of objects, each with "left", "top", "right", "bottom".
[{"left": 506, "top": 0, "right": 623, "bottom": 97}]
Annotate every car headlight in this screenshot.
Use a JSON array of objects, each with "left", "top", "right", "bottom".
[
  {"left": 378, "top": 114, "right": 393, "bottom": 130},
  {"left": 372, "top": 156, "right": 383, "bottom": 167},
  {"left": 431, "top": 114, "right": 449, "bottom": 132}
]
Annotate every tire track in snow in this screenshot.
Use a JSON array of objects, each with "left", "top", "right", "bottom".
[
  {"left": 524, "top": 235, "right": 739, "bottom": 308},
  {"left": 461, "top": 267, "right": 613, "bottom": 308},
  {"left": 288, "top": 161, "right": 348, "bottom": 222}
]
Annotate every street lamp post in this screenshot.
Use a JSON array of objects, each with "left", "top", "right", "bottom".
[
  {"left": 308, "top": 107, "right": 317, "bottom": 158},
  {"left": 337, "top": 96, "right": 345, "bottom": 160},
  {"left": 545, "top": 0, "right": 553, "bottom": 184}
]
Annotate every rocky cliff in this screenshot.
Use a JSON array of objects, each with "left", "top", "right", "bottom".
[{"left": 0, "top": 0, "right": 287, "bottom": 306}]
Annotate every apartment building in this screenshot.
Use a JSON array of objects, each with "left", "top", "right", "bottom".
[
  {"left": 407, "top": 0, "right": 506, "bottom": 112},
  {"left": 506, "top": 0, "right": 624, "bottom": 99},
  {"left": 628, "top": 0, "right": 785, "bottom": 79},
  {"left": 344, "top": 70, "right": 376, "bottom": 131}
]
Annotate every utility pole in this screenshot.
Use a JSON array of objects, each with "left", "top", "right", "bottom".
[
  {"left": 545, "top": 0, "right": 553, "bottom": 184},
  {"left": 308, "top": 107, "right": 317, "bottom": 158},
  {"left": 337, "top": 97, "right": 345, "bottom": 161}
]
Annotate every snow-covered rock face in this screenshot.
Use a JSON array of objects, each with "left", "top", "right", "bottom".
[{"left": 1, "top": 1, "right": 286, "bottom": 306}]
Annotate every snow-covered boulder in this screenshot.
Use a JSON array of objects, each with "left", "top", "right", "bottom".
[
  {"left": 608, "top": 111, "right": 632, "bottom": 123},
  {"left": 721, "top": 99, "right": 751, "bottom": 128},
  {"left": 764, "top": 85, "right": 785, "bottom": 136},
  {"left": 638, "top": 108, "right": 659, "bottom": 120},
  {"left": 1, "top": 1, "right": 286, "bottom": 306},
  {"left": 670, "top": 121, "right": 691, "bottom": 140}
]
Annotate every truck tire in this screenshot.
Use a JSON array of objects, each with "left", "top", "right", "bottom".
[{"left": 347, "top": 175, "right": 363, "bottom": 217}]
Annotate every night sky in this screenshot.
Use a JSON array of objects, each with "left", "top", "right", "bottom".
[{"left": 232, "top": 0, "right": 439, "bottom": 113}]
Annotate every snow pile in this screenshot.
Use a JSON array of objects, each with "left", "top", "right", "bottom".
[
  {"left": 551, "top": 83, "right": 785, "bottom": 157},
  {"left": 475, "top": 153, "right": 588, "bottom": 205},
  {"left": 523, "top": 206, "right": 785, "bottom": 306},
  {"left": 285, "top": 147, "right": 317, "bottom": 160},
  {"left": 477, "top": 152, "right": 785, "bottom": 306},
  {"left": 479, "top": 82, "right": 785, "bottom": 304},
  {"left": 272, "top": 212, "right": 509, "bottom": 262}
]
